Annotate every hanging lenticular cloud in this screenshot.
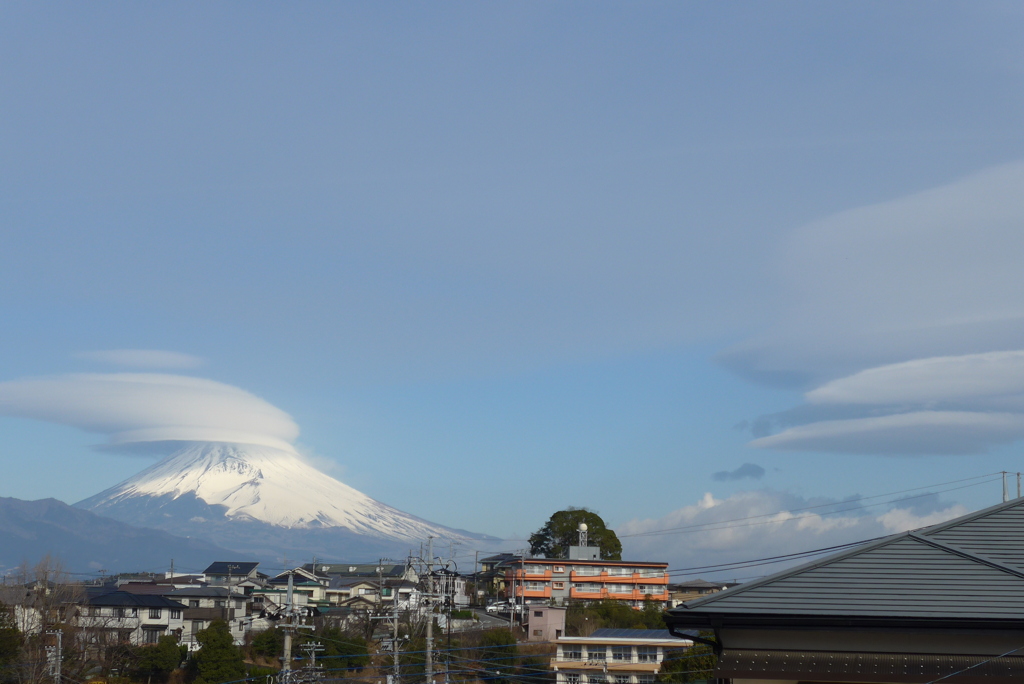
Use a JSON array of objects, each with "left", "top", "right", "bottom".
[
  {"left": 0, "top": 373, "right": 299, "bottom": 452},
  {"left": 722, "top": 161, "right": 1024, "bottom": 455}
]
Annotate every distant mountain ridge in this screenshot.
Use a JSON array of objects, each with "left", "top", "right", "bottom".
[
  {"left": 0, "top": 496, "right": 235, "bottom": 574},
  {"left": 75, "top": 442, "right": 495, "bottom": 560}
]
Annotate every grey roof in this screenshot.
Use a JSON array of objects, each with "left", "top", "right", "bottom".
[
  {"left": 666, "top": 496, "right": 1024, "bottom": 626},
  {"left": 203, "top": 561, "right": 259, "bottom": 575},
  {"left": 165, "top": 587, "right": 232, "bottom": 598},
  {"left": 86, "top": 590, "right": 186, "bottom": 608},
  {"left": 589, "top": 629, "right": 679, "bottom": 640},
  {"left": 670, "top": 579, "right": 737, "bottom": 590},
  {"left": 305, "top": 563, "right": 408, "bottom": 578}
]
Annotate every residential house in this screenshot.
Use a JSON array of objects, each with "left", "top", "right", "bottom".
[
  {"left": 202, "top": 561, "right": 264, "bottom": 591},
  {"left": 664, "top": 496, "right": 1024, "bottom": 684},
  {"left": 77, "top": 590, "right": 186, "bottom": 646},
  {"left": 165, "top": 587, "right": 248, "bottom": 648},
  {"left": 550, "top": 629, "right": 693, "bottom": 684}
]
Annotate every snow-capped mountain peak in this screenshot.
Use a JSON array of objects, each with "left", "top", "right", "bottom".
[{"left": 78, "top": 442, "right": 476, "bottom": 543}]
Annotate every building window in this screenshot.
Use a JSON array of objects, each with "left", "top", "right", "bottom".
[
  {"left": 149, "top": 608, "right": 162, "bottom": 619},
  {"left": 192, "top": 620, "right": 204, "bottom": 634},
  {"left": 564, "top": 675, "right": 580, "bottom": 684},
  {"left": 575, "top": 583, "right": 601, "bottom": 593},
  {"left": 575, "top": 566, "right": 600, "bottom": 576},
  {"left": 586, "top": 646, "right": 605, "bottom": 661},
  {"left": 608, "top": 567, "right": 631, "bottom": 576},
  {"left": 614, "top": 676, "right": 630, "bottom": 684},
  {"left": 533, "top": 630, "right": 543, "bottom": 637},
  {"left": 170, "top": 610, "right": 181, "bottom": 620},
  {"left": 611, "top": 646, "right": 631, "bottom": 662},
  {"left": 637, "top": 676, "right": 655, "bottom": 684},
  {"left": 143, "top": 630, "right": 161, "bottom": 644},
  {"left": 564, "top": 646, "right": 582, "bottom": 661},
  {"left": 116, "top": 608, "right": 126, "bottom": 618},
  {"left": 637, "top": 647, "right": 657, "bottom": 663},
  {"left": 189, "top": 600, "right": 200, "bottom": 608},
  {"left": 534, "top": 610, "right": 543, "bottom": 617},
  {"left": 609, "top": 584, "right": 631, "bottom": 594},
  {"left": 553, "top": 582, "right": 565, "bottom": 589},
  {"left": 554, "top": 566, "right": 565, "bottom": 573},
  {"left": 215, "top": 600, "right": 226, "bottom": 608},
  {"left": 382, "top": 587, "right": 393, "bottom": 597}
]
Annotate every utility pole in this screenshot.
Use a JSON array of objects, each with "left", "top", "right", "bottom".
[
  {"left": 281, "top": 572, "right": 295, "bottom": 684},
  {"left": 46, "top": 629, "right": 62, "bottom": 684},
  {"left": 425, "top": 536, "right": 435, "bottom": 684},
  {"left": 1004, "top": 471, "right": 1009, "bottom": 503}
]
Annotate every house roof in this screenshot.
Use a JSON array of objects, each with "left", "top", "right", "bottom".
[
  {"left": 165, "top": 587, "right": 232, "bottom": 598},
  {"left": 86, "top": 590, "right": 186, "bottom": 608},
  {"left": 666, "top": 496, "right": 1024, "bottom": 628},
  {"left": 669, "top": 579, "right": 737, "bottom": 591},
  {"left": 304, "top": 563, "right": 408, "bottom": 578},
  {"left": 203, "top": 561, "right": 259, "bottom": 576}
]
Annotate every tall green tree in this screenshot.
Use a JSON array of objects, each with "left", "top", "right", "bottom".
[
  {"left": 0, "top": 602, "right": 22, "bottom": 675},
  {"left": 529, "top": 508, "right": 622, "bottom": 560},
  {"left": 133, "top": 635, "right": 183, "bottom": 683},
  {"left": 191, "top": 620, "right": 245, "bottom": 684}
]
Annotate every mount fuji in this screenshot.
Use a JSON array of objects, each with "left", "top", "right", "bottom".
[{"left": 76, "top": 442, "right": 494, "bottom": 562}]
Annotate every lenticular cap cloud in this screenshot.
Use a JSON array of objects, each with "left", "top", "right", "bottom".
[
  {"left": 0, "top": 373, "right": 299, "bottom": 452},
  {"left": 807, "top": 351, "right": 1024, "bottom": 405}
]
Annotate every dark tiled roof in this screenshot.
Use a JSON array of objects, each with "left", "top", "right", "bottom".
[
  {"left": 667, "top": 496, "right": 1024, "bottom": 626},
  {"left": 165, "top": 587, "right": 232, "bottom": 598},
  {"left": 86, "top": 591, "right": 186, "bottom": 609},
  {"left": 203, "top": 561, "right": 259, "bottom": 576}
]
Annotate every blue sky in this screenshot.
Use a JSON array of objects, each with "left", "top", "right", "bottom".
[{"left": 3, "top": 2, "right": 1024, "bottom": 571}]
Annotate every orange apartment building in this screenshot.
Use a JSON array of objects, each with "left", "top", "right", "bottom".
[{"left": 504, "top": 547, "right": 670, "bottom": 608}]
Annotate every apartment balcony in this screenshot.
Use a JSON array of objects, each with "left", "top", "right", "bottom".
[
  {"left": 510, "top": 586, "right": 552, "bottom": 598},
  {"left": 569, "top": 571, "right": 668, "bottom": 584}
]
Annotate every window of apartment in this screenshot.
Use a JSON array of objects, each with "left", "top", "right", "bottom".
[
  {"left": 611, "top": 646, "right": 631, "bottom": 662},
  {"left": 636, "top": 647, "right": 657, "bottom": 663},
  {"left": 527, "top": 581, "right": 545, "bottom": 590},
  {"left": 563, "top": 646, "right": 582, "bottom": 661},
  {"left": 143, "top": 630, "right": 161, "bottom": 645},
  {"left": 553, "top": 566, "right": 565, "bottom": 573},
  {"left": 534, "top": 611, "right": 544, "bottom": 618},
  {"left": 614, "top": 676, "right": 630, "bottom": 684},
  {"left": 215, "top": 600, "right": 226, "bottom": 608},
  {"left": 552, "top": 582, "right": 565, "bottom": 589},
  {"left": 170, "top": 610, "right": 182, "bottom": 620},
  {"left": 131, "top": 608, "right": 139, "bottom": 616},
  {"left": 87, "top": 607, "right": 98, "bottom": 617},
  {"left": 149, "top": 608, "right": 162, "bottom": 619},
  {"left": 533, "top": 630, "right": 543, "bottom": 637},
  {"left": 607, "top": 567, "right": 631, "bottom": 576},
  {"left": 564, "top": 674, "right": 580, "bottom": 684},
  {"left": 585, "top": 646, "right": 605, "bottom": 661},
  {"left": 575, "top": 566, "right": 600, "bottom": 576},
  {"left": 116, "top": 608, "right": 126, "bottom": 618},
  {"left": 382, "top": 587, "right": 393, "bottom": 597},
  {"left": 189, "top": 600, "right": 200, "bottom": 608},
  {"left": 637, "top": 585, "right": 654, "bottom": 594},
  {"left": 637, "top": 569, "right": 663, "bottom": 578},
  {"left": 608, "top": 584, "right": 631, "bottom": 593}
]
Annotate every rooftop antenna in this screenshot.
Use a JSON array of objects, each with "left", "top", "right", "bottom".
[
  {"left": 578, "top": 522, "right": 588, "bottom": 548},
  {"left": 1004, "top": 472, "right": 1009, "bottom": 503}
]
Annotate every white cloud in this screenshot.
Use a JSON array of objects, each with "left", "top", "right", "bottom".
[
  {"left": 619, "top": 489, "right": 967, "bottom": 576},
  {"left": 722, "top": 161, "right": 1024, "bottom": 455},
  {"left": 807, "top": 350, "right": 1024, "bottom": 405},
  {"left": 721, "top": 161, "right": 1024, "bottom": 389},
  {"left": 0, "top": 373, "right": 298, "bottom": 452},
  {"left": 751, "top": 411, "right": 1024, "bottom": 455},
  {"left": 75, "top": 349, "right": 206, "bottom": 369}
]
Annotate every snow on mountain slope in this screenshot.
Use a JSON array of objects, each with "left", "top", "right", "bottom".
[{"left": 77, "top": 442, "right": 479, "bottom": 542}]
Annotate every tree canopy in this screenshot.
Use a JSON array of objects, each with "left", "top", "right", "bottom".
[
  {"left": 192, "top": 620, "right": 245, "bottom": 684},
  {"left": 529, "top": 508, "right": 622, "bottom": 560}
]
